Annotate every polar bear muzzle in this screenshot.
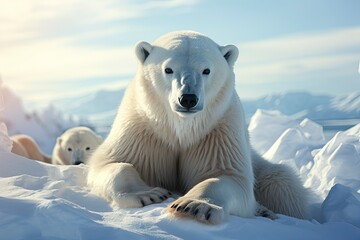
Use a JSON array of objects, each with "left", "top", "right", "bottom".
[
  {"left": 178, "top": 94, "right": 198, "bottom": 109},
  {"left": 171, "top": 70, "right": 204, "bottom": 115}
]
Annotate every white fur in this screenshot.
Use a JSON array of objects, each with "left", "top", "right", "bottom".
[
  {"left": 252, "top": 152, "right": 310, "bottom": 219},
  {"left": 52, "top": 127, "right": 102, "bottom": 165},
  {"left": 87, "top": 31, "right": 308, "bottom": 224}
]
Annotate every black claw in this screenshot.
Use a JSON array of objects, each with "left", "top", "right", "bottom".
[
  {"left": 168, "top": 191, "right": 172, "bottom": 196},
  {"left": 170, "top": 204, "right": 175, "bottom": 208},
  {"left": 193, "top": 209, "right": 199, "bottom": 215},
  {"left": 176, "top": 206, "right": 183, "bottom": 212},
  {"left": 159, "top": 196, "right": 164, "bottom": 200},
  {"left": 163, "top": 195, "right": 168, "bottom": 199},
  {"left": 150, "top": 197, "right": 154, "bottom": 202},
  {"left": 140, "top": 200, "right": 145, "bottom": 207},
  {"left": 206, "top": 212, "right": 211, "bottom": 220},
  {"left": 184, "top": 207, "right": 190, "bottom": 212}
]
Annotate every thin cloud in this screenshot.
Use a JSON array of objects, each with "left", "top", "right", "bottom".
[
  {"left": 0, "top": 0, "right": 199, "bottom": 65},
  {"left": 0, "top": 0, "right": 198, "bottom": 43},
  {"left": 236, "top": 27, "right": 360, "bottom": 84},
  {"left": 0, "top": 0, "right": 199, "bottom": 102},
  {"left": 237, "top": 27, "right": 360, "bottom": 64},
  {"left": 1, "top": 38, "right": 136, "bottom": 84}
]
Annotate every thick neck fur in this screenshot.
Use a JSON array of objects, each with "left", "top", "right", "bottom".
[{"left": 133, "top": 72, "right": 235, "bottom": 150}]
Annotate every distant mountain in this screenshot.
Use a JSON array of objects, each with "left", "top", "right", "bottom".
[
  {"left": 51, "top": 89, "right": 125, "bottom": 135},
  {"left": 52, "top": 89, "right": 125, "bottom": 116},
  {"left": 242, "top": 91, "right": 360, "bottom": 120},
  {"left": 331, "top": 92, "right": 360, "bottom": 113}
]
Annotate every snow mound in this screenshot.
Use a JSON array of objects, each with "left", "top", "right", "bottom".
[
  {"left": 1, "top": 151, "right": 359, "bottom": 239},
  {"left": 249, "top": 109, "right": 298, "bottom": 154},
  {"left": 250, "top": 110, "right": 360, "bottom": 203},
  {"left": 249, "top": 110, "right": 325, "bottom": 155},
  {"left": 305, "top": 124, "right": 360, "bottom": 198},
  {"left": 322, "top": 184, "right": 360, "bottom": 228},
  {"left": 261, "top": 118, "right": 325, "bottom": 175},
  {"left": 1, "top": 106, "right": 360, "bottom": 238},
  {"left": 300, "top": 118, "right": 326, "bottom": 145}
]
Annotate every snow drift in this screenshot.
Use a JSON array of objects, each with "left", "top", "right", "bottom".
[{"left": 1, "top": 110, "right": 360, "bottom": 239}]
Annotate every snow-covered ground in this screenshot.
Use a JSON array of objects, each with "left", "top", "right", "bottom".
[{"left": 1, "top": 109, "right": 360, "bottom": 239}]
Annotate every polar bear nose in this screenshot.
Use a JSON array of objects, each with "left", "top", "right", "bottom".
[{"left": 179, "top": 94, "right": 198, "bottom": 109}]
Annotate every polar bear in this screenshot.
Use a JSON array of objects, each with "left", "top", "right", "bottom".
[
  {"left": 52, "top": 127, "right": 102, "bottom": 165},
  {"left": 11, "top": 135, "right": 51, "bottom": 163},
  {"left": 87, "top": 31, "right": 309, "bottom": 224}
]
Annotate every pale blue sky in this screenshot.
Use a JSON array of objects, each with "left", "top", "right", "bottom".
[{"left": 1, "top": 0, "right": 360, "bottom": 106}]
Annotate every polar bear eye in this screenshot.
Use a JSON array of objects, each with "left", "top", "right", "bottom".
[
  {"left": 67, "top": 147, "right": 72, "bottom": 152},
  {"left": 85, "top": 147, "right": 90, "bottom": 151},
  {"left": 164, "top": 68, "right": 173, "bottom": 74},
  {"left": 202, "top": 68, "right": 210, "bottom": 75}
]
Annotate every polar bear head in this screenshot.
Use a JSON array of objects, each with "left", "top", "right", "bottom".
[
  {"left": 135, "top": 31, "right": 238, "bottom": 118},
  {"left": 55, "top": 127, "right": 102, "bottom": 165}
]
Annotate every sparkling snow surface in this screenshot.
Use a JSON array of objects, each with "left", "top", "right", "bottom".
[{"left": 1, "top": 110, "right": 360, "bottom": 239}]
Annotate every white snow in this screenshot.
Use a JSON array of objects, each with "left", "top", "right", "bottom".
[
  {"left": 305, "top": 125, "right": 360, "bottom": 199},
  {"left": 0, "top": 84, "right": 91, "bottom": 154},
  {"left": 1, "top": 83, "right": 360, "bottom": 239},
  {"left": 0, "top": 152, "right": 359, "bottom": 240},
  {"left": 249, "top": 110, "right": 360, "bottom": 199},
  {"left": 248, "top": 109, "right": 299, "bottom": 155},
  {"left": 322, "top": 184, "right": 360, "bottom": 228},
  {"left": 1, "top": 107, "right": 360, "bottom": 239}
]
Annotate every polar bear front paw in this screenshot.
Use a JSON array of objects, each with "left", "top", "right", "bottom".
[
  {"left": 255, "top": 203, "right": 277, "bottom": 220},
  {"left": 167, "top": 197, "right": 226, "bottom": 224},
  {"left": 114, "top": 187, "right": 172, "bottom": 208}
]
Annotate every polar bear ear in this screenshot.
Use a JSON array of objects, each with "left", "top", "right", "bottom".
[
  {"left": 135, "top": 41, "right": 153, "bottom": 64},
  {"left": 220, "top": 45, "right": 239, "bottom": 67},
  {"left": 57, "top": 137, "right": 62, "bottom": 145}
]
